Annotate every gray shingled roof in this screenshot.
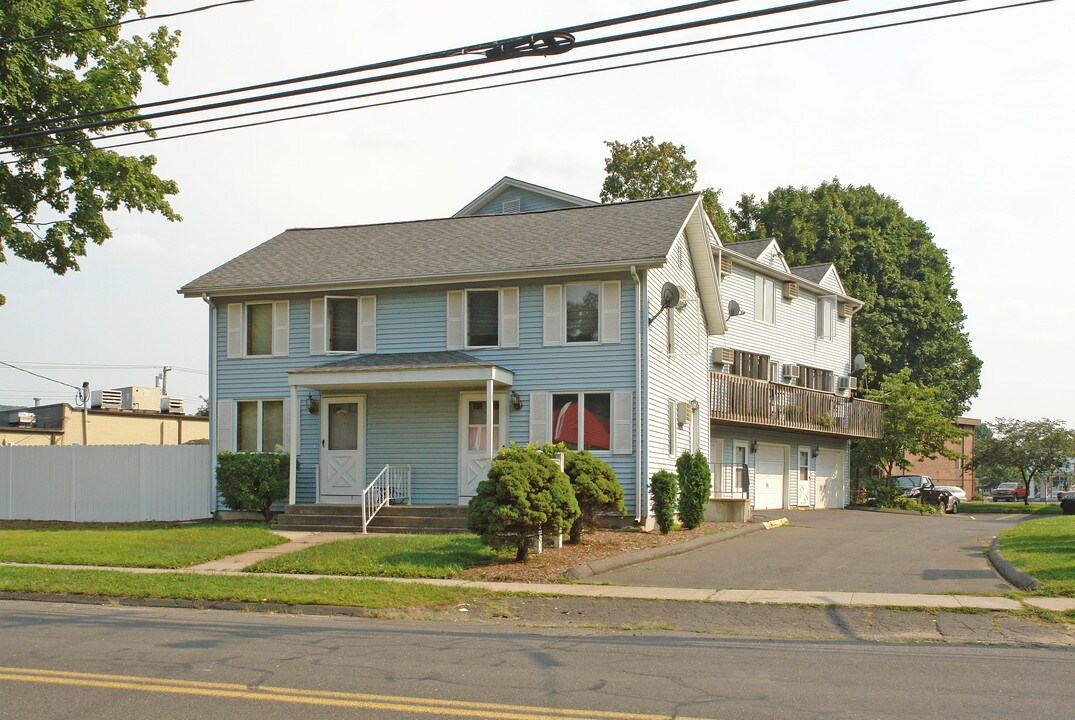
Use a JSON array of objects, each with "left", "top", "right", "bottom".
[
  {"left": 722, "top": 238, "right": 773, "bottom": 260},
  {"left": 292, "top": 351, "right": 504, "bottom": 373},
  {"left": 790, "top": 263, "right": 833, "bottom": 285},
  {"left": 181, "top": 194, "right": 700, "bottom": 296}
]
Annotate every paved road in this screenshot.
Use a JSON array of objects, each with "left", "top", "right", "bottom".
[
  {"left": 595, "top": 510, "right": 1024, "bottom": 593},
  {"left": 1, "top": 600, "right": 1071, "bottom": 720}
]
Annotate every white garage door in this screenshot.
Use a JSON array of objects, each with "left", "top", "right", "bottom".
[
  {"left": 753, "top": 445, "right": 786, "bottom": 510},
  {"left": 815, "top": 449, "right": 844, "bottom": 508}
]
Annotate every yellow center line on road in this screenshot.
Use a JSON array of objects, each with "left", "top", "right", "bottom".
[{"left": 0, "top": 667, "right": 717, "bottom": 720}]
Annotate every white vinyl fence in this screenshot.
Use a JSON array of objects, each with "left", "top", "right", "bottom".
[{"left": 0, "top": 445, "right": 212, "bottom": 522}]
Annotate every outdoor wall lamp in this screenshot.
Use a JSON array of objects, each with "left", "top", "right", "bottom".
[
  {"left": 510, "top": 390, "right": 523, "bottom": 411},
  {"left": 749, "top": 440, "right": 758, "bottom": 454},
  {"left": 306, "top": 393, "right": 319, "bottom": 415},
  {"left": 811, "top": 445, "right": 820, "bottom": 458}
]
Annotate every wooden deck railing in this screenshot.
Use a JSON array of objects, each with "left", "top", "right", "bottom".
[{"left": 710, "top": 373, "right": 883, "bottom": 439}]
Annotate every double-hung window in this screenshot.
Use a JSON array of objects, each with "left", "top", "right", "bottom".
[
  {"left": 226, "top": 301, "right": 289, "bottom": 358},
  {"left": 543, "top": 281, "right": 620, "bottom": 346},
  {"left": 236, "top": 400, "right": 284, "bottom": 453},
  {"left": 466, "top": 289, "right": 500, "bottom": 347},
  {"left": 754, "top": 275, "right": 775, "bottom": 324},
  {"left": 246, "top": 303, "right": 273, "bottom": 356},
  {"left": 309, "top": 296, "right": 376, "bottom": 356},
  {"left": 552, "top": 392, "right": 612, "bottom": 451},
  {"left": 327, "top": 297, "right": 359, "bottom": 352},
  {"left": 565, "top": 283, "right": 600, "bottom": 343},
  {"left": 446, "top": 288, "right": 519, "bottom": 350}
]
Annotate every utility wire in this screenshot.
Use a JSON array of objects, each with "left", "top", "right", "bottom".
[
  {"left": 7, "top": 0, "right": 1045, "bottom": 165},
  {"left": 3, "top": 361, "right": 207, "bottom": 375},
  {"left": 0, "top": 360, "right": 82, "bottom": 391},
  {"left": 0, "top": 0, "right": 747, "bottom": 134},
  {"left": 0, "top": 1, "right": 255, "bottom": 46},
  {"left": 0, "top": 0, "right": 850, "bottom": 143}
]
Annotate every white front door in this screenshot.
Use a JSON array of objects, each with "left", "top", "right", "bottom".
[
  {"left": 458, "top": 392, "right": 507, "bottom": 504},
  {"left": 815, "top": 449, "right": 844, "bottom": 508},
  {"left": 319, "top": 395, "right": 366, "bottom": 503},
  {"left": 753, "top": 444, "right": 786, "bottom": 510},
  {"left": 797, "top": 449, "right": 812, "bottom": 506}
]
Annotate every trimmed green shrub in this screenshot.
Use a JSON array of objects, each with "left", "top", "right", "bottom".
[
  {"left": 467, "top": 445, "right": 580, "bottom": 562},
  {"left": 563, "top": 450, "right": 625, "bottom": 544},
  {"left": 676, "top": 450, "right": 712, "bottom": 530},
  {"left": 650, "top": 470, "right": 678, "bottom": 534},
  {"left": 216, "top": 452, "right": 289, "bottom": 521}
]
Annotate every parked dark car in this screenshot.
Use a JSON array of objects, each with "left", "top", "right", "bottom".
[{"left": 991, "top": 482, "right": 1027, "bottom": 502}]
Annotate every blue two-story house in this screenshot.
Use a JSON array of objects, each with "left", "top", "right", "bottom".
[{"left": 181, "top": 177, "right": 881, "bottom": 529}]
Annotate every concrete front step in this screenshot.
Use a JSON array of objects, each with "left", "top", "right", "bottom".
[{"left": 276, "top": 503, "right": 469, "bottom": 534}]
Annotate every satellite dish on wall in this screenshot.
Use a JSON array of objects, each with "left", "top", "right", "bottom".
[
  {"left": 727, "top": 299, "right": 746, "bottom": 320},
  {"left": 660, "top": 282, "right": 681, "bottom": 310},
  {"left": 853, "top": 353, "right": 866, "bottom": 373}
]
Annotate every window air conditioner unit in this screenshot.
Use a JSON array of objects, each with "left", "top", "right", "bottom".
[
  {"left": 839, "top": 302, "right": 854, "bottom": 318},
  {"left": 782, "top": 363, "right": 800, "bottom": 379},
  {"left": 91, "top": 389, "right": 122, "bottom": 410},
  {"left": 719, "top": 254, "right": 732, "bottom": 277},
  {"left": 160, "top": 397, "right": 185, "bottom": 414},
  {"left": 676, "top": 401, "right": 693, "bottom": 426},
  {"left": 783, "top": 281, "right": 799, "bottom": 299},
  {"left": 837, "top": 376, "right": 858, "bottom": 392},
  {"left": 713, "top": 347, "right": 735, "bottom": 366}
]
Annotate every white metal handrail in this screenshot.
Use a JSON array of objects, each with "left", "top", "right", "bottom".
[{"left": 360, "top": 464, "right": 411, "bottom": 533}]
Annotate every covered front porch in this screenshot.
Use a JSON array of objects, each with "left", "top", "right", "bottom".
[{"left": 285, "top": 352, "right": 515, "bottom": 518}]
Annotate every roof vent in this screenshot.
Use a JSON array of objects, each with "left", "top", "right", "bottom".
[
  {"left": 719, "top": 255, "right": 732, "bottom": 277},
  {"left": 783, "top": 281, "right": 799, "bottom": 299},
  {"left": 501, "top": 198, "right": 521, "bottom": 214}
]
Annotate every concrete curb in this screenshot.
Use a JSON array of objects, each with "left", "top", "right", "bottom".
[
  {"left": 564, "top": 523, "right": 765, "bottom": 580},
  {"left": 845, "top": 505, "right": 948, "bottom": 517},
  {"left": 988, "top": 537, "right": 1043, "bottom": 591}
]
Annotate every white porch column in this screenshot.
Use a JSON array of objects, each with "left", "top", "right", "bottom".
[
  {"left": 486, "top": 377, "right": 494, "bottom": 460},
  {"left": 289, "top": 384, "right": 298, "bottom": 505}
]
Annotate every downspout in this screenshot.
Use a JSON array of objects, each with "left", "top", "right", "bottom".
[
  {"left": 203, "top": 294, "right": 217, "bottom": 514},
  {"left": 631, "top": 265, "right": 643, "bottom": 523}
]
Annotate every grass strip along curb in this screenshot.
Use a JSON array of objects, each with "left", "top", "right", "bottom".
[
  {"left": 565, "top": 523, "right": 764, "bottom": 579},
  {"left": 988, "top": 538, "right": 1042, "bottom": 591}
]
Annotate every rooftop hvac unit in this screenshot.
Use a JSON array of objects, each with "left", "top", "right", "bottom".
[
  {"left": 783, "top": 281, "right": 799, "bottom": 299},
  {"left": 712, "top": 347, "right": 735, "bottom": 366},
  {"left": 116, "top": 386, "right": 162, "bottom": 412},
  {"left": 160, "top": 397, "right": 185, "bottom": 414},
  {"left": 782, "top": 363, "right": 801, "bottom": 379},
  {"left": 8, "top": 411, "right": 36, "bottom": 427},
  {"left": 91, "top": 389, "right": 122, "bottom": 410},
  {"left": 719, "top": 254, "right": 733, "bottom": 277}
]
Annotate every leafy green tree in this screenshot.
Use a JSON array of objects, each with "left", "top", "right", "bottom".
[
  {"left": 467, "top": 445, "right": 579, "bottom": 562},
  {"left": 600, "top": 136, "right": 734, "bottom": 241},
  {"left": 0, "top": 1, "right": 182, "bottom": 306},
  {"left": 562, "top": 449, "right": 624, "bottom": 544},
  {"left": 853, "top": 368, "right": 966, "bottom": 482},
  {"left": 676, "top": 450, "right": 711, "bottom": 529},
  {"left": 649, "top": 470, "right": 678, "bottom": 534},
  {"left": 973, "top": 418, "right": 1075, "bottom": 506},
  {"left": 216, "top": 452, "right": 289, "bottom": 521},
  {"left": 730, "top": 180, "right": 981, "bottom": 414}
]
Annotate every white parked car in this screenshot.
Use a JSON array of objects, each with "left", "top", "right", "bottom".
[{"left": 935, "top": 486, "right": 967, "bottom": 503}]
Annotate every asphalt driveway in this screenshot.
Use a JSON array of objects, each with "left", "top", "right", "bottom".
[{"left": 593, "top": 510, "right": 1026, "bottom": 594}]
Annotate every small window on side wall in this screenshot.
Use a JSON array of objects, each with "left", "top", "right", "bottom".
[{"left": 246, "top": 303, "right": 273, "bottom": 356}]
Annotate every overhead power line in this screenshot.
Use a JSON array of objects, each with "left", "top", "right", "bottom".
[
  {"left": 5, "top": 0, "right": 1050, "bottom": 166},
  {"left": 2, "top": 361, "right": 207, "bottom": 375},
  {"left": 0, "top": 0, "right": 851, "bottom": 143},
  {"left": 0, "top": 360, "right": 83, "bottom": 392},
  {"left": 0, "top": 0, "right": 749, "bottom": 134},
  {"left": 0, "top": 1, "right": 256, "bottom": 46}
]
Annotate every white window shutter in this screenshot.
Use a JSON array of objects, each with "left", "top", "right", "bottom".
[
  {"left": 612, "top": 391, "right": 632, "bottom": 455},
  {"left": 529, "top": 392, "right": 549, "bottom": 444},
  {"left": 216, "top": 400, "right": 234, "bottom": 452},
  {"left": 281, "top": 398, "right": 291, "bottom": 454},
  {"left": 500, "top": 287, "right": 519, "bottom": 348},
  {"left": 309, "top": 298, "right": 325, "bottom": 356},
  {"left": 668, "top": 400, "right": 676, "bottom": 455},
  {"left": 272, "top": 300, "right": 289, "bottom": 357},
  {"left": 360, "top": 295, "right": 377, "bottom": 353},
  {"left": 446, "top": 290, "right": 465, "bottom": 350},
  {"left": 226, "top": 304, "right": 242, "bottom": 359},
  {"left": 543, "top": 285, "right": 563, "bottom": 346},
  {"left": 754, "top": 276, "right": 764, "bottom": 321},
  {"left": 600, "top": 281, "right": 621, "bottom": 344}
]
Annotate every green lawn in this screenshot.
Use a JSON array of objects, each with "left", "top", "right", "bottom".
[
  {"left": 999, "top": 516, "right": 1075, "bottom": 597},
  {"left": 961, "top": 502, "right": 1060, "bottom": 515},
  {"left": 247, "top": 534, "right": 504, "bottom": 578},
  {"left": 0, "top": 522, "right": 288, "bottom": 568},
  {"left": 0, "top": 567, "right": 485, "bottom": 609}
]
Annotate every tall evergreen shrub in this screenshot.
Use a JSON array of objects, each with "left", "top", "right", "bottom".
[
  {"left": 677, "top": 451, "right": 712, "bottom": 529},
  {"left": 650, "top": 470, "right": 678, "bottom": 534}
]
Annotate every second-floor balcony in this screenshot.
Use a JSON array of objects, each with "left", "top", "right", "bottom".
[{"left": 710, "top": 372, "right": 883, "bottom": 439}]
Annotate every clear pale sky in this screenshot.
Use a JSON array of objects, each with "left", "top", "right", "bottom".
[{"left": 2, "top": 0, "right": 1072, "bottom": 427}]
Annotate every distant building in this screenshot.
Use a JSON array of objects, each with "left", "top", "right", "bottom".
[
  {"left": 0, "top": 387, "right": 208, "bottom": 447},
  {"left": 902, "top": 417, "right": 980, "bottom": 495}
]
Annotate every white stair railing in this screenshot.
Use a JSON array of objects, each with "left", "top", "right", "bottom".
[{"left": 360, "top": 464, "right": 411, "bottom": 533}]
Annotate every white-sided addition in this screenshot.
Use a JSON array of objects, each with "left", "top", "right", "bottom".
[
  {"left": 318, "top": 395, "right": 366, "bottom": 503},
  {"left": 458, "top": 392, "right": 507, "bottom": 504}
]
